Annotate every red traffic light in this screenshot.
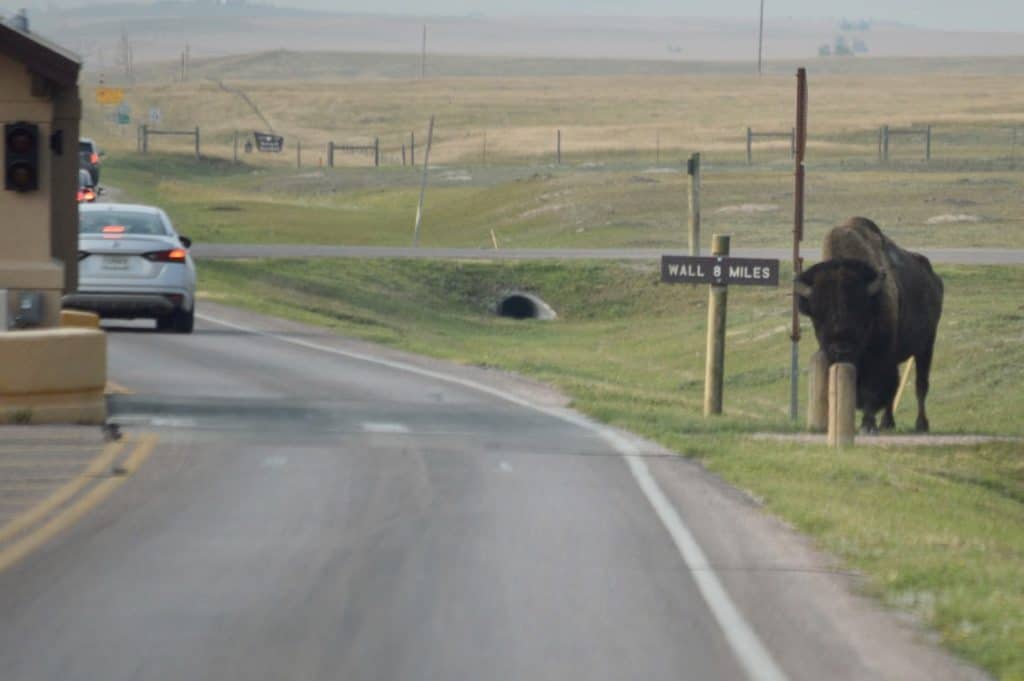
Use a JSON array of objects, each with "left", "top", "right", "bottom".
[{"left": 5, "top": 122, "right": 40, "bottom": 193}]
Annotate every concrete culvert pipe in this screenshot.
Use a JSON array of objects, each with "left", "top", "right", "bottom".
[{"left": 496, "top": 292, "right": 557, "bottom": 320}]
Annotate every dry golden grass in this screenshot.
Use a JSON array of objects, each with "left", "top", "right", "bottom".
[{"left": 85, "top": 70, "right": 1024, "bottom": 166}]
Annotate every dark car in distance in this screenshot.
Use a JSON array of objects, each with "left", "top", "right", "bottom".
[{"left": 79, "top": 138, "right": 102, "bottom": 185}]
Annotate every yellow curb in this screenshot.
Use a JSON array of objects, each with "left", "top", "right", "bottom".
[{"left": 0, "top": 434, "right": 157, "bottom": 574}]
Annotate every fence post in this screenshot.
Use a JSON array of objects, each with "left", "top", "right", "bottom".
[
  {"left": 687, "top": 152, "right": 701, "bottom": 256},
  {"left": 703, "top": 234, "right": 730, "bottom": 417},
  {"left": 402, "top": 144, "right": 406, "bottom": 166},
  {"left": 194, "top": 126, "right": 200, "bottom": 159},
  {"left": 556, "top": 129, "right": 561, "bottom": 165},
  {"left": 807, "top": 350, "right": 829, "bottom": 432},
  {"left": 142, "top": 124, "right": 148, "bottom": 153},
  {"left": 746, "top": 127, "right": 753, "bottom": 164},
  {"left": 374, "top": 137, "right": 380, "bottom": 168},
  {"left": 828, "top": 363, "right": 857, "bottom": 448},
  {"left": 883, "top": 125, "right": 890, "bottom": 162},
  {"left": 328, "top": 141, "right": 334, "bottom": 168},
  {"left": 925, "top": 125, "right": 932, "bottom": 161}
]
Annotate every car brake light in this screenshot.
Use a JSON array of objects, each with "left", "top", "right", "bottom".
[
  {"left": 143, "top": 248, "right": 188, "bottom": 263},
  {"left": 102, "top": 225, "right": 125, "bottom": 233},
  {"left": 90, "top": 152, "right": 100, "bottom": 164},
  {"left": 81, "top": 189, "right": 95, "bottom": 202}
]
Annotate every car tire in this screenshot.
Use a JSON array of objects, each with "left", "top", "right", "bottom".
[{"left": 172, "top": 307, "right": 194, "bottom": 334}]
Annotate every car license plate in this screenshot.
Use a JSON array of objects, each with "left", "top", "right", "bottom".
[{"left": 102, "top": 255, "right": 130, "bottom": 271}]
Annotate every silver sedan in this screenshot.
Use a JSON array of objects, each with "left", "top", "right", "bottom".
[{"left": 65, "top": 203, "right": 196, "bottom": 333}]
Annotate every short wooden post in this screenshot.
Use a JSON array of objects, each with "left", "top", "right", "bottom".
[
  {"left": 828, "top": 363, "right": 856, "bottom": 448},
  {"left": 687, "top": 152, "right": 701, "bottom": 256},
  {"left": 557, "top": 129, "right": 562, "bottom": 165},
  {"left": 401, "top": 144, "right": 406, "bottom": 166},
  {"left": 877, "top": 126, "right": 883, "bottom": 161},
  {"left": 327, "top": 141, "right": 334, "bottom": 168},
  {"left": 297, "top": 140, "right": 302, "bottom": 168},
  {"left": 141, "top": 124, "right": 148, "bottom": 153},
  {"left": 807, "top": 350, "right": 829, "bottom": 432},
  {"left": 882, "top": 125, "right": 890, "bottom": 162},
  {"left": 374, "top": 137, "right": 380, "bottom": 167},
  {"left": 194, "top": 126, "right": 200, "bottom": 159},
  {"left": 703, "top": 234, "right": 730, "bottom": 417},
  {"left": 233, "top": 131, "right": 238, "bottom": 163},
  {"left": 925, "top": 125, "right": 932, "bottom": 161},
  {"left": 746, "top": 127, "right": 753, "bottom": 164}
]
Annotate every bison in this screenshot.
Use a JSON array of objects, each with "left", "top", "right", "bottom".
[{"left": 794, "top": 217, "right": 943, "bottom": 433}]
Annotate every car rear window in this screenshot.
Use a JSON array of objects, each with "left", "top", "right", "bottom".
[{"left": 79, "top": 211, "right": 168, "bottom": 235}]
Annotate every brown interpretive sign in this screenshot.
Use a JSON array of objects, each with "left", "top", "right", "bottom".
[{"left": 661, "top": 255, "right": 779, "bottom": 287}]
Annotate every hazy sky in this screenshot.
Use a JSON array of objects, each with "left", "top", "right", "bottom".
[{"left": 274, "top": 0, "right": 1022, "bottom": 32}]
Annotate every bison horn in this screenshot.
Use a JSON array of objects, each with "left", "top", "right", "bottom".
[
  {"left": 866, "top": 271, "right": 886, "bottom": 296},
  {"left": 793, "top": 279, "right": 813, "bottom": 298}
]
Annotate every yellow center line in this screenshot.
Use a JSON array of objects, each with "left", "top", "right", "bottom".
[
  {"left": 0, "top": 439, "right": 125, "bottom": 546},
  {"left": 0, "top": 434, "right": 157, "bottom": 574},
  {"left": 104, "top": 380, "right": 135, "bottom": 395}
]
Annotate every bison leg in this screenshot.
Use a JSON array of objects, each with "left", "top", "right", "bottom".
[
  {"left": 880, "top": 404, "right": 896, "bottom": 431},
  {"left": 860, "top": 412, "right": 879, "bottom": 435},
  {"left": 914, "top": 347, "right": 934, "bottom": 433}
]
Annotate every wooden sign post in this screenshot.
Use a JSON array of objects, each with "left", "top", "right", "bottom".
[{"left": 661, "top": 236, "right": 780, "bottom": 417}]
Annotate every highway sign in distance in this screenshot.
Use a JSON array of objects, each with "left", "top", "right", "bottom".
[
  {"left": 661, "top": 255, "right": 780, "bottom": 286},
  {"left": 148, "top": 107, "right": 161, "bottom": 124},
  {"left": 95, "top": 87, "right": 124, "bottom": 105}
]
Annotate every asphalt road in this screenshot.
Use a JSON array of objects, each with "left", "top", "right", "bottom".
[
  {"left": 193, "top": 243, "right": 1024, "bottom": 265},
  {"left": 0, "top": 304, "right": 988, "bottom": 681}
]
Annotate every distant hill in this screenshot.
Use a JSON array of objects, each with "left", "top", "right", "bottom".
[{"left": 28, "top": 5, "right": 1024, "bottom": 77}]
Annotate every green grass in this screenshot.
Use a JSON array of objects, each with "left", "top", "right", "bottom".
[
  {"left": 104, "top": 152, "right": 1024, "bottom": 250},
  {"left": 194, "top": 257, "right": 1024, "bottom": 679}
]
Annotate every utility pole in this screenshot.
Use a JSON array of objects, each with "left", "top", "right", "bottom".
[
  {"left": 420, "top": 24, "right": 427, "bottom": 80},
  {"left": 757, "top": 0, "right": 766, "bottom": 76}
]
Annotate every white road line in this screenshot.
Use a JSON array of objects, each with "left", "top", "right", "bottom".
[
  {"left": 197, "top": 311, "right": 790, "bottom": 681},
  {"left": 362, "top": 422, "right": 411, "bottom": 434}
]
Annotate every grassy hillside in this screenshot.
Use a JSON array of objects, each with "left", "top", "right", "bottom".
[
  {"left": 195, "top": 257, "right": 1024, "bottom": 679},
  {"left": 104, "top": 152, "right": 1024, "bottom": 250}
]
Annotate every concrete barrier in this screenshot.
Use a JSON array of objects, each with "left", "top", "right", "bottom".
[
  {"left": 60, "top": 309, "right": 100, "bottom": 329},
  {"left": 0, "top": 328, "right": 106, "bottom": 424}
]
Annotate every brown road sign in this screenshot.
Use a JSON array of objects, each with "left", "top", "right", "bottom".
[{"left": 661, "top": 255, "right": 779, "bottom": 286}]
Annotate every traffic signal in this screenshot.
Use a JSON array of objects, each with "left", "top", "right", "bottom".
[{"left": 5, "top": 122, "right": 40, "bottom": 192}]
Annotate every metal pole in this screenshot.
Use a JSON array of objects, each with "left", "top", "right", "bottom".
[
  {"left": 412, "top": 115, "right": 435, "bottom": 247},
  {"left": 142, "top": 124, "right": 148, "bottom": 153},
  {"left": 374, "top": 137, "right": 380, "bottom": 168},
  {"left": 687, "top": 153, "right": 701, "bottom": 256},
  {"left": 420, "top": 24, "right": 426, "bottom": 80},
  {"left": 704, "top": 234, "right": 730, "bottom": 417},
  {"left": 328, "top": 141, "right": 334, "bottom": 168},
  {"left": 746, "top": 127, "right": 753, "bottom": 165},
  {"left": 925, "top": 125, "right": 932, "bottom": 161},
  {"left": 757, "top": 0, "right": 765, "bottom": 76},
  {"left": 790, "top": 67, "right": 808, "bottom": 422}
]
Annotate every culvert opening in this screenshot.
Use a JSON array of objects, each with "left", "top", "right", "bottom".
[{"left": 496, "top": 293, "right": 557, "bottom": 321}]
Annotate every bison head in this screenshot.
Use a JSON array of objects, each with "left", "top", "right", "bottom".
[{"left": 794, "top": 259, "right": 885, "bottom": 364}]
